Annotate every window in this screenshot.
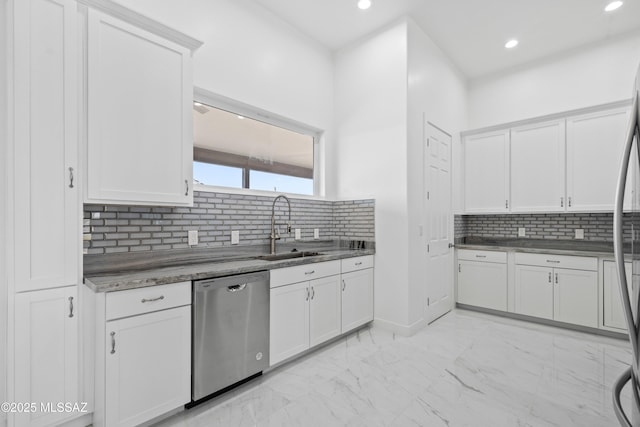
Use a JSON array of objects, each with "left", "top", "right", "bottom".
[{"left": 193, "top": 101, "right": 316, "bottom": 195}]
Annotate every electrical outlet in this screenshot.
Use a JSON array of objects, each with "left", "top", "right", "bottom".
[
  {"left": 91, "top": 212, "right": 100, "bottom": 219},
  {"left": 295, "top": 228, "right": 301, "bottom": 240},
  {"left": 575, "top": 229, "right": 584, "bottom": 240},
  {"left": 314, "top": 228, "right": 320, "bottom": 239},
  {"left": 231, "top": 230, "right": 240, "bottom": 245},
  {"left": 518, "top": 228, "right": 526, "bottom": 237},
  {"left": 188, "top": 230, "right": 198, "bottom": 246}
]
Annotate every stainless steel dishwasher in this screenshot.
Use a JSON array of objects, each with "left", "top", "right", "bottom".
[{"left": 192, "top": 271, "right": 269, "bottom": 403}]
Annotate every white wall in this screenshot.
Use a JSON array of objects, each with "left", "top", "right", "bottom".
[
  {"left": 468, "top": 30, "right": 640, "bottom": 129},
  {"left": 0, "top": 0, "right": 7, "bottom": 422},
  {"left": 114, "top": 0, "right": 336, "bottom": 195},
  {"left": 333, "top": 21, "right": 410, "bottom": 330},
  {"left": 406, "top": 19, "right": 467, "bottom": 326}
]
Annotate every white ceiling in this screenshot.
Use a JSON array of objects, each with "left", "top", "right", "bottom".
[{"left": 252, "top": 0, "right": 640, "bottom": 78}]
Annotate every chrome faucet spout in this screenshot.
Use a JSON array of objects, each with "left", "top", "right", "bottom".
[{"left": 270, "top": 195, "right": 292, "bottom": 255}]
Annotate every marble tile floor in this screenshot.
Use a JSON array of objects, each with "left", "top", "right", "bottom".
[{"left": 154, "top": 309, "right": 633, "bottom": 427}]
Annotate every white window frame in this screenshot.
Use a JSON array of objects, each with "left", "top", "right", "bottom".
[{"left": 193, "top": 87, "right": 324, "bottom": 199}]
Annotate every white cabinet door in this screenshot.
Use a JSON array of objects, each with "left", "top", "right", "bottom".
[
  {"left": 14, "top": 287, "right": 78, "bottom": 427},
  {"left": 309, "top": 275, "right": 342, "bottom": 347},
  {"left": 341, "top": 268, "right": 374, "bottom": 332},
  {"left": 554, "top": 269, "right": 598, "bottom": 327},
  {"left": 510, "top": 120, "right": 565, "bottom": 212},
  {"left": 514, "top": 265, "right": 554, "bottom": 320},
  {"left": 457, "top": 260, "right": 507, "bottom": 311},
  {"left": 105, "top": 306, "right": 190, "bottom": 427},
  {"left": 86, "top": 10, "right": 193, "bottom": 206},
  {"left": 603, "top": 260, "right": 632, "bottom": 330},
  {"left": 566, "top": 107, "right": 631, "bottom": 211},
  {"left": 270, "top": 282, "right": 310, "bottom": 365},
  {"left": 12, "top": 0, "right": 78, "bottom": 292},
  {"left": 463, "top": 130, "right": 510, "bottom": 213}
]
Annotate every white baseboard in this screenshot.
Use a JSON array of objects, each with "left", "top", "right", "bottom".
[
  {"left": 59, "top": 413, "right": 92, "bottom": 427},
  {"left": 373, "top": 316, "right": 428, "bottom": 336}
]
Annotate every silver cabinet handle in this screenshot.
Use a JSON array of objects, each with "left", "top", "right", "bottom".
[
  {"left": 305, "top": 287, "right": 309, "bottom": 301},
  {"left": 548, "top": 273, "right": 552, "bottom": 283},
  {"left": 141, "top": 295, "right": 165, "bottom": 303},
  {"left": 568, "top": 197, "right": 572, "bottom": 207},
  {"left": 227, "top": 284, "right": 247, "bottom": 292},
  {"left": 305, "top": 270, "right": 315, "bottom": 275},
  {"left": 311, "top": 286, "right": 315, "bottom": 300},
  {"left": 342, "top": 280, "right": 346, "bottom": 291},
  {"left": 458, "top": 264, "right": 461, "bottom": 273},
  {"left": 355, "top": 262, "right": 363, "bottom": 266},
  {"left": 185, "top": 179, "right": 189, "bottom": 196},
  {"left": 68, "top": 296, "right": 74, "bottom": 318},
  {"left": 555, "top": 273, "right": 558, "bottom": 284},
  {"left": 68, "top": 167, "right": 74, "bottom": 188},
  {"left": 505, "top": 200, "right": 509, "bottom": 209},
  {"left": 546, "top": 260, "right": 560, "bottom": 264},
  {"left": 110, "top": 332, "right": 116, "bottom": 354},
  {"left": 475, "top": 255, "right": 487, "bottom": 258},
  {"left": 560, "top": 197, "right": 564, "bottom": 207}
]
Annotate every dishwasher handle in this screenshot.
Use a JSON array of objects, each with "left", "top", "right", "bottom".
[{"left": 227, "top": 284, "right": 247, "bottom": 292}]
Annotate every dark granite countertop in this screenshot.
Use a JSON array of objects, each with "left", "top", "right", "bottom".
[
  {"left": 84, "top": 240, "right": 375, "bottom": 293},
  {"left": 455, "top": 237, "right": 628, "bottom": 257}
]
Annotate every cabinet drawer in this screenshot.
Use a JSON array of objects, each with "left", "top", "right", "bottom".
[
  {"left": 457, "top": 249, "right": 506, "bottom": 263},
  {"left": 514, "top": 253, "right": 597, "bottom": 271},
  {"left": 270, "top": 260, "right": 340, "bottom": 288},
  {"left": 106, "top": 281, "right": 191, "bottom": 320},
  {"left": 341, "top": 255, "right": 374, "bottom": 273}
]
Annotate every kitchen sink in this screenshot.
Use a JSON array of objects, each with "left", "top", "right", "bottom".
[{"left": 256, "top": 251, "right": 323, "bottom": 261}]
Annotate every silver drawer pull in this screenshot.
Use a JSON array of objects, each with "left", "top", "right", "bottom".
[
  {"left": 110, "top": 332, "right": 116, "bottom": 354},
  {"left": 141, "top": 295, "right": 165, "bottom": 303},
  {"left": 355, "top": 262, "right": 363, "bottom": 266},
  {"left": 306, "top": 287, "right": 310, "bottom": 301},
  {"left": 311, "top": 286, "right": 315, "bottom": 299},
  {"left": 68, "top": 167, "right": 74, "bottom": 188},
  {"left": 475, "top": 255, "right": 487, "bottom": 258},
  {"left": 546, "top": 260, "right": 560, "bottom": 264},
  {"left": 227, "top": 284, "right": 247, "bottom": 292},
  {"left": 305, "top": 270, "right": 315, "bottom": 275},
  {"left": 342, "top": 280, "right": 346, "bottom": 291},
  {"left": 68, "top": 296, "right": 74, "bottom": 318}
]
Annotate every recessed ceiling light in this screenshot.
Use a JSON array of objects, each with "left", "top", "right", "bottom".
[
  {"left": 357, "top": 0, "right": 371, "bottom": 10},
  {"left": 194, "top": 102, "right": 203, "bottom": 107},
  {"left": 605, "top": 1, "right": 623, "bottom": 11},
  {"left": 505, "top": 39, "right": 519, "bottom": 49},
  {"left": 237, "top": 115, "right": 245, "bottom": 120}
]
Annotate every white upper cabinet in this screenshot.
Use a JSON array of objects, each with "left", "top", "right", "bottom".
[
  {"left": 510, "top": 120, "right": 565, "bottom": 212},
  {"left": 85, "top": 8, "right": 197, "bottom": 206},
  {"left": 463, "top": 130, "right": 510, "bottom": 213},
  {"left": 12, "top": 0, "right": 79, "bottom": 292},
  {"left": 566, "top": 107, "right": 631, "bottom": 211}
]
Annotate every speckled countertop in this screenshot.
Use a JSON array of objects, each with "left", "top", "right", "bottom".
[
  {"left": 84, "top": 240, "right": 375, "bottom": 293},
  {"left": 456, "top": 237, "right": 628, "bottom": 257}
]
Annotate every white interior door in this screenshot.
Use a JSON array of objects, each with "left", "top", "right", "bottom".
[{"left": 425, "top": 122, "right": 453, "bottom": 323}]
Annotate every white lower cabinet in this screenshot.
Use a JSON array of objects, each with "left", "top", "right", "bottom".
[
  {"left": 514, "top": 254, "right": 598, "bottom": 328},
  {"left": 456, "top": 250, "right": 507, "bottom": 311},
  {"left": 553, "top": 268, "right": 598, "bottom": 327},
  {"left": 13, "top": 287, "right": 79, "bottom": 427},
  {"left": 603, "top": 260, "right": 633, "bottom": 331},
  {"left": 105, "top": 307, "right": 190, "bottom": 427},
  {"left": 93, "top": 281, "right": 191, "bottom": 427},
  {"left": 341, "top": 268, "right": 374, "bottom": 332},
  {"left": 270, "top": 274, "right": 341, "bottom": 366},
  {"left": 514, "top": 265, "right": 554, "bottom": 320},
  {"left": 270, "top": 256, "right": 375, "bottom": 366}
]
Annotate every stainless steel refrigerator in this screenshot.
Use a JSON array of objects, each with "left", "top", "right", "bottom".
[{"left": 613, "top": 64, "right": 640, "bottom": 426}]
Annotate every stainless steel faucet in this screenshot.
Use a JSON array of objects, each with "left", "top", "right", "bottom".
[{"left": 270, "top": 195, "right": 291, "bottom": 255}]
